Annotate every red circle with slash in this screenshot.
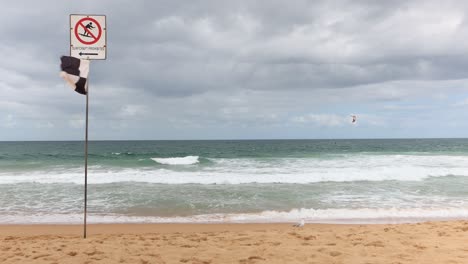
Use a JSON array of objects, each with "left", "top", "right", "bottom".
[{"left": 74, "top": 17, "right": 102, "bottom": 45}]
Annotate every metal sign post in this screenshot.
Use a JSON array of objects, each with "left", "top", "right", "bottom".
[
  {"left": 84, "top": 82, "right": 89, "bottom": 238},
  {"left": 69, "top": 14, "right": 106, "bottom": 238}
]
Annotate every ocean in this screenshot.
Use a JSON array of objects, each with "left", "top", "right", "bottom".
[{"left": 1, "top": 139, "right": 468, "bottom": 224}]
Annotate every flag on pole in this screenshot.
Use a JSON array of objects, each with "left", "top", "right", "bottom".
[{"left": 60, "top": 56, "right": 90, "bottom": 95}]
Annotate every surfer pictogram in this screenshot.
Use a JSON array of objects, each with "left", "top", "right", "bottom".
[{"left": 80, "top": 22, "right": 96, "bottom": 38}]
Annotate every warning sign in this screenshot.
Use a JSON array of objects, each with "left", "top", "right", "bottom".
[{"left": 70, "top": 14, "right": 106, "bottom": 60}]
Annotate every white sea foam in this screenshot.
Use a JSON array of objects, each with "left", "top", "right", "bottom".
[
  {"left": 2, "top": 207, "right": 468, "bottom": 224},
  {"left": 1, "top": 154, "right": 468, "bottom": 184},
  {"left": 151, "top": 156, "right": 199, "bottom": 165}
]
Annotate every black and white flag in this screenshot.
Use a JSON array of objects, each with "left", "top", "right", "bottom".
[{"left": 60, "top": 56, "right": 90, "bottom": 95}]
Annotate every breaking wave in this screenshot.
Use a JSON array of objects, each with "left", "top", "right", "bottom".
[
  {"left": 151, "top": 156, "right": 200, "bottom": 165},
  {"left": 1, "top": 154, "right": 468, "bottom": 184}
]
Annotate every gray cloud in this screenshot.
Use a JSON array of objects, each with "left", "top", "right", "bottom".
[{"left": 2, "top": 0, "right": 468, "bottom": 140}]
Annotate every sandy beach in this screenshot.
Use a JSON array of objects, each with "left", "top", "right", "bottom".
[{"left": 1, "top": 221, "right": 467, "bottom": 264}]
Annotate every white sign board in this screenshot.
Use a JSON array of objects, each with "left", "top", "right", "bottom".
[{"left": 70, "top": 14, "right": 106, "bottom": 60}]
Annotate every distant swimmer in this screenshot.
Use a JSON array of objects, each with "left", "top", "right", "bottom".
[{"left": 351, "top": 115, "right": 357, "bottom": 123}]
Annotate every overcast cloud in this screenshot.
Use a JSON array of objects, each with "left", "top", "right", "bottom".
[{"left": 2, "top": 0, "right": 468, "bottom": 140}]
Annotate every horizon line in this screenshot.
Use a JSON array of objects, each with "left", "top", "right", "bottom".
[{"left": 1, "top": 137, "right": 468, "bottom": 142}]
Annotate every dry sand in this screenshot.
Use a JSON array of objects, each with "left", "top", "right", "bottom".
[{"left": 1, "top": 221, "right": 468, "bottom": 264}]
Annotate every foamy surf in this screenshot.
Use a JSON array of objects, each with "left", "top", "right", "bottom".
[
  {"left": 2, "top": 154, "right": 468, "bottom": 184},
  {"left": 2, "top": 207, "right": 468, "bottom": 224},
  {"left": 151, "top": 156, "right": 199, "bottom": 165}
]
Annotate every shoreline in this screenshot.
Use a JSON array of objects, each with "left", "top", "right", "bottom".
[
  {"left": 1, "top": 215, "right": 467, "bottom": 226},
  {"left": 1, "top": 220, "right": 467, "bottom": 263}
]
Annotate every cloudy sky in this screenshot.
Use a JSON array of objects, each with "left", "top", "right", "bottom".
[{"left": 2, "top": 0, "right": 468, "bottom": 140}]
